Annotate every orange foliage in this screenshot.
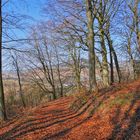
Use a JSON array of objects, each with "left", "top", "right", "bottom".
[{"left": 0, "top": 80, "right": 140, "bottom": 140}]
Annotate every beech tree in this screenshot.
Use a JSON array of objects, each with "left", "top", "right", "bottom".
[
  {"left": 96, "top": 0, "right": 109, "bottom": 87},
  {"left": 96, "top": 0, "right": 122, "bottom": 84},
  {"left": 86, "top": 0, "right": 98, "bottom": 92},
  {"left": 127, "top": 0, "right": 140, "bottom": 52},
  {"left": 126, "top": 0, "right": 140, "bottom": 78}
]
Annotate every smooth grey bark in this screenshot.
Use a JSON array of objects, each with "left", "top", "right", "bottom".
[
  {"left": 99, "top": 25, "right": 109, "bottom": 87},
  {"left": 86, "top": 0, "right": 98, "bottom": 92},
  {"left": 97, "top": 0, "right": 109, "bottom": 87}
]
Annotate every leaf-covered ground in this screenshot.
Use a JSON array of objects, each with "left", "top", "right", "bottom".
[{"left": 0, "top": 79, "right": 140, "bottom": 140}]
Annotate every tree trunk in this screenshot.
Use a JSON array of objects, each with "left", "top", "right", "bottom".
[
  {"left": 99, "top": 23, "right": 109, "bottom": 87},
  {"left": 16, "top": 64, "right": 26, "bottom": 107},
  {"left": 97, "top": 0, "right": 109, "bottom": 87},
  {"left": 75, "top": 67, "right": 81, "bottom": 91},
  {"left": 95, "top": 55, "right": 103, "bottom": 81},
  {"left": 11, "top": 54, "right": 26, "bottom": 108},
  {"left": 109, "top": 42, "right": 114, "bottom": 84},
  {"left": 134, "top": 0, "right": 140, "bottom": 53},
  {"left": 112, "top": 46, "right": 121, "bottom": 83},
  {"left": 130, "top": 57, "right": 136, "bottom": 80},
  {"left": 106, "top": 32, "right": 121, "bottom": 83},
  {"left": 52, "top": 87, "right": 57, "bottom": 100},
  {"left": 73, "top": 46, "right": 81, "bottom": 91},
  {"left": 57, "top": 61, "right": 63, "bottom": 97},
  {"left": 100, "top": 29, "right": 109, "bottom": 87},
  {"left": 0, "top": 0, "right": 7, "bottom": 120},
  {"left": 86, "top": 0, "right": 98, "bottom": 92},
  {"left": 127, "top": 37, "right": 136, "bottom": 80}
]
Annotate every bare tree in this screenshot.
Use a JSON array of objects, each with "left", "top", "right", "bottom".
[
  {"left": 24, "top": 27, "right": 67, "bottom": 100},
  {"left": 86, "top": 0, "right": 98, "bottom": 92},
  {"left": 96, "top": 0, "right": 109, "bottom": 87},
  {"left": 11, "top": 52, "right": 26, "bottom": 107},
  {"left": 127, "top": 0, "right": 140, "bottom": 52},
  {"left": 0, "top": 0, "right": 7, "bottom": 120},
  {"left": 65, "top": 38, "right": 82, "bottom": 91}
]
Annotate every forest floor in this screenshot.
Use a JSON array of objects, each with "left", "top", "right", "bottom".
[{"left": 0, "top": 79, "right": 140, "bottom": 140}]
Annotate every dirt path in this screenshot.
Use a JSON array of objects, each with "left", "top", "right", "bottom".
[{"left": 0, "top": 80, "right": 140, "bottom": 140}]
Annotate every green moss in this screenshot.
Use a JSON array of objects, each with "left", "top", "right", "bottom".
[
  {"left": 91, "top": 93, "right": 134, "bottom": 114},
  {"left": 109, "top": 93, "right": 134, "bottom": 108}
]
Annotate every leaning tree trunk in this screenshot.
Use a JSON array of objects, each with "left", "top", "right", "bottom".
[
  {"left": 0, "top": 0, "right": 7, "bottom": 120},
  {"left": 106, "top": 31, "right": 121, "bottom": 83},
  {"left": 86, "top": 0, "right": 98, "bottom": 92},
  {"left": 16, "top": 63, "right": 26, "bottom": 107},
  {"left": 112, "top": 46, "right": 121, "bottom": 83}
]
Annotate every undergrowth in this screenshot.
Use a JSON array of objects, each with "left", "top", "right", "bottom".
[
  {"left": 69, "top": 88, "right": 89, "bottom": 111},
  {"left": 99, "top": 92, "right": 134, "bottom": 111},
  {"left": 88, "top": 92, "right": 136, "bottom": 116}
]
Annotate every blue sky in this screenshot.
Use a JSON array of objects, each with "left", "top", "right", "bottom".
[
  {"left": 2, "top": 0, "right": 48, "bottom": 71},
  {"left": 2, "top": 0, "right": 48, "bottom": 43},
  {"left": 21, "top": 0, "right": 44, "bottom": 21},
  {"left": 4, "top": 0, "right": 44, "bottom": 21}
]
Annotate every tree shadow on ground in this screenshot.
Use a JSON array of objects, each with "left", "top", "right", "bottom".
[
  {"left": 40, "top": 93, "right": 110, "bottom": 140},
  {"left": 0, "top": 97, "right": 93, "bottom": 140},
  {"left": 108, "top": 86, "right": 140, "bottom": 140},
  {"left": 0, "top": 85, "right": 120, "bottom": 140},
  {"left": 1, "top": 84, "right": 139, "bottom": 140},
  {"left": 41, "top": 116, "right": 91, "bottom": 140}
]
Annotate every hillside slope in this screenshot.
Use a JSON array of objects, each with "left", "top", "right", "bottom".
[{"left": 0, "top": 80, "right": 140, "bottom": 140}]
